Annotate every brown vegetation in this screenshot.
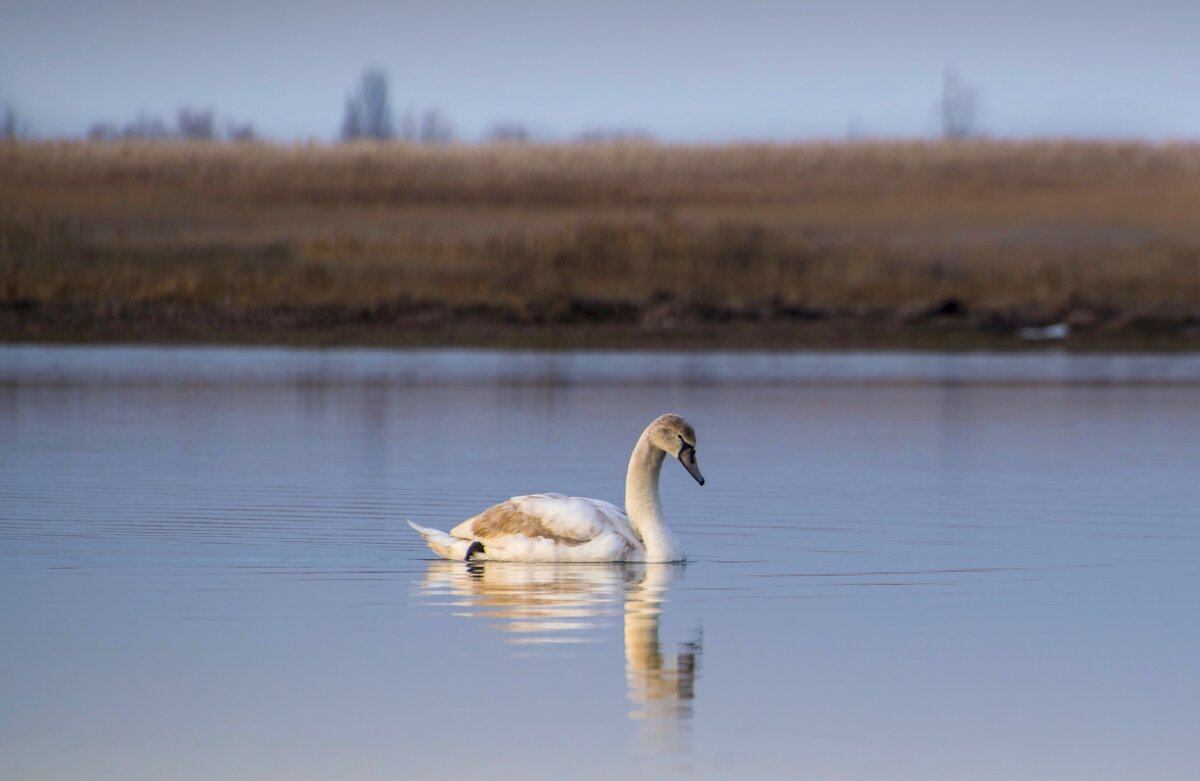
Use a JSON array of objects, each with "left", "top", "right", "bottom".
[{"left": 2, "top": 139, "right": 1199, "bottom": 347}]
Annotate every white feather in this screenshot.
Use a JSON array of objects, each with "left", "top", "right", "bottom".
[{"left": 408, "top": 414, "right": 702, "bottom": 563}]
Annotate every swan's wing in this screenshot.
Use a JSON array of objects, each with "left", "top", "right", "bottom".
[{"left": 449, "top": 494, "right": 640, "bottom": 548}]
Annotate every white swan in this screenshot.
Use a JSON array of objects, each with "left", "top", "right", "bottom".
[{"left": 408, "top": 414, "right": 704, "bottom": 562}]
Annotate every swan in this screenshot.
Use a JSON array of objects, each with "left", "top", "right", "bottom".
[{"left": 408, "top": 413, "right": 704, "bottom": 562}]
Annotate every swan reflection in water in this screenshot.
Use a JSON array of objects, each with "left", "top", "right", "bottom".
[{"left": 416, "top": 561, "right": 700, "bottom": 747}]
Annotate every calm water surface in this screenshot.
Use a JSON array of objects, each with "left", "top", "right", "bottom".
[{"left": 2, "top": 347, "right": 1199, "bottom": 780}]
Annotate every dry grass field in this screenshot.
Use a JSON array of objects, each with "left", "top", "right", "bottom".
[{"left": 2, "top": 139, "right": 1199, "bottom": 347}]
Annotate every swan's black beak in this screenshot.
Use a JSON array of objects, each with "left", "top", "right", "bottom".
[{"left": 679, "top": 444, "right": 705, "bottom": 486}]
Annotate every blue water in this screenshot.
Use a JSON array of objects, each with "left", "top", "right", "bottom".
[{"left": 2, "top": 347, "right": 1198, "bottom": 780}]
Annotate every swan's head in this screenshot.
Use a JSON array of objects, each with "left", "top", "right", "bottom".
[{"left": 648, "top": 414, "right": 705, "bottom": 486}]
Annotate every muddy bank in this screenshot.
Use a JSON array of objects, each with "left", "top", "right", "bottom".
[{"left": 5, "top": 295, "right": 1198, "bottom": 349}]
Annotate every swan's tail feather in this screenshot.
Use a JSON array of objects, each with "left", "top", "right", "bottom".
[{"left": 407, "top": 520, "right": 483, "bottom": 561}]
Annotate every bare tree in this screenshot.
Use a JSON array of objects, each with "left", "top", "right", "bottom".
[
  {"left": 122, "top": 113, "right": 172, "bottom": 139},
  {"left": 86, "top": 114, "right": 169, "bottom": 140},
  {"left": 398, "top": 108, "right": 416, "bottom": 141},
  {"left": 177, "top": 107, "right": 216, "bottom": 140},
  {"left": 940, "top": 68, "right": 980, "bottom": 140},
  {"left": 845, "top": 112, "right": 866, "bottom": 141},
  {"left": 225, "top": 120, "right": 256, "bottom": 142},
  {"left": 341, "top": 68, "right": 394, "bottom": 140},
  {"left": 340, "top": 97, "right": 363, "bottom": 140},
  {"left": 87, "top": 122, "right": 118, "bottom": 141},
  {"left": 360, "top": 71, "right": 392, "bottom": 138},
  {"left": 419, "top": 109, "right": 453, "bottom": 143},
  {"left": 1, "top": 106, "right": 18, "bottom": 139},
  {"left": 487, "top": 122, "right": 530, "bottom": 143},
  {"left": 85, "top": 109, "right": 254, "bottom": 142}
]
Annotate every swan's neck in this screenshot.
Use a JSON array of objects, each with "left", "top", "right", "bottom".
[{"left": 625, "top": 431, "right": 685, "bottom": 562}]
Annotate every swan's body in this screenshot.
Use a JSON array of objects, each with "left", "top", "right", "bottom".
[
  {"left": 408, "top": 414, "right": 703, "bottom": 563},
  {"left": 410, "top": 493, "right": 650, "bottom": 562}
]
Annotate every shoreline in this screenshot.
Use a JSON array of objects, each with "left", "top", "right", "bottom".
[{"left": 3, "top": 298, "right": 1199, "bottom": 351}]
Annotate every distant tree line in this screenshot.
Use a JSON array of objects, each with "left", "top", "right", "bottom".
[
  {"left": 10, "top": 66, "right": 983, "bottom": 144},
  {"left": 87, "top": 107, "right": 256, "bottom": 142}
]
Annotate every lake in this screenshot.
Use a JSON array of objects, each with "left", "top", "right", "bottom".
[{"left": 2, "top": 346, "right": 1199, "bottom": 780}]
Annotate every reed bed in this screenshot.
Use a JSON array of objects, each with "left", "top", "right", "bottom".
[{"left": 2, "top": 139, "right": 1199, "bottom": 346}]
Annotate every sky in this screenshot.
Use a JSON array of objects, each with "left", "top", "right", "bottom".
[{"left": 1, "top": 0, "right": 1198, "bottom": 142}]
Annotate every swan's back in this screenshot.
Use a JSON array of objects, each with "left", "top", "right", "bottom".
[{"left": 450, "top": 493, "right": 643, "bottom": 562}]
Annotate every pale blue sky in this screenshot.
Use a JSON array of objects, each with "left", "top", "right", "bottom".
[{"left": 2, "top": 0, "right": 1198, "bottom": 141}]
